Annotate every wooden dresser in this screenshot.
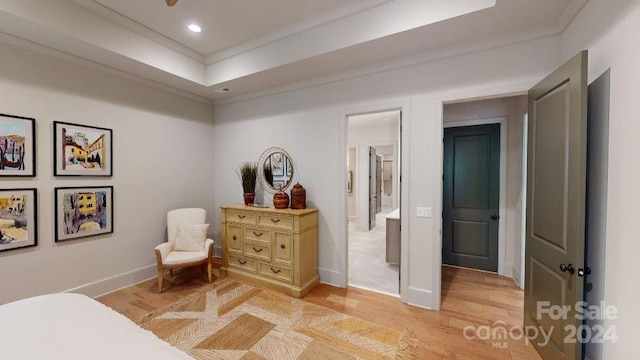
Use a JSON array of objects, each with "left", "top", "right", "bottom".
[{"left": 220, "top": 205, "right": 319, "bottom": 297}]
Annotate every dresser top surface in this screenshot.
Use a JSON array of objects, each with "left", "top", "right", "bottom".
[{"left": 221, "top": 204, "right": 318, "bottom": 215}]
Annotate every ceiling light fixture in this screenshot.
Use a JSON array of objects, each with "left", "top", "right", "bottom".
[
  {"left": 188, "top": 24, "right": 202, "bottom": 33},
  {"left": 166, "top": 0, "right": 178, "bottom": 6}
]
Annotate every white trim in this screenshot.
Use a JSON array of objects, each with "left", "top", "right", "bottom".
[
  {"left": 433, "top": 79, "right": 536, "bottom": 311},
  {"left": 318, "top": 268, "right": 342, "bottom": 286},
  {"left": 64, "top": 264, "right": 157, "bottom": 299},
  {"left": 443, "top": 116, "right": 508, "bottom": 277},
  {"left": 519, "top": 113, "right": 529, "bottom": 289},
  {"left": 347, "top": 284, "right": 401, "bottom": 298},
  {"left": 339, "top": 98, "right": 411, "bottom": 304},
  {"left": 405, "top": 287, "right": 434, "bottom": 310}
]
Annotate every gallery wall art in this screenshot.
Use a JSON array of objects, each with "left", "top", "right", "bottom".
[
  {"left": 0, "top": 113, "right": 36, "bottom": 177},
  {"left": 53, "top": 121, "right": 112, "bottom": 176},
  {"left": 55, "top": 186, "right": 113, "bottom": 242},
  {"left": 0, "top": 188, "right": 37, "bottom": 252}
]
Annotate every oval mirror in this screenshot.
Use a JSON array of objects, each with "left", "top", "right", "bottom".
[{"left": 258, "top": 147, "right": 295, "bottom": 193}]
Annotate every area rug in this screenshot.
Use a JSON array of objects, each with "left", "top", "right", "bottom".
[{"left": 138, "top": 279, "right": 417, "bottom": 359}]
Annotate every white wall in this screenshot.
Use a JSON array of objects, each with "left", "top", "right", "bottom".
[
  {"left": 560, "top": 0, "right": 640, "bottom": 358},
  {"left": 348, "top": 120, "right": 399, "bottom": 230},
  {"left": 0, "top": 41, "right": 216, "bottom": 304},
  {"left": 443, "top": 96, "right": 527, "bottom": 283},
  {"left": 212, "top": 35, "right": 560, "bottom": 304}
]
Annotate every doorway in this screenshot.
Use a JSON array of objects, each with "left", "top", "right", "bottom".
[
  {"left": 442, "top": 96, "right": 527, "bottom": 279},
  {"left": 347, "top": 110, "right": 401, "bottom": 296},
  {"left": 443, "top": 123, "right": 500, "bottom": 271}
]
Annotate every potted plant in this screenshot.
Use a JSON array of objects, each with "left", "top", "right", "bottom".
[{"left": 239, "top": 162, "right": 258, "bottom": 205}]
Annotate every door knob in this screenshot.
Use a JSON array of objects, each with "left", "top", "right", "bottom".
[
  {"left": 491, "top": 215, "right": 500, "bottom": 220},
  {"left": 560, "top": 263, "right": 575, "bottom": 274},
  {"left": 578, "top": 267, "right": 591, "bottom": 277}
]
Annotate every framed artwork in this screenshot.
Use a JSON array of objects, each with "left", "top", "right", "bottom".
[
  {"left": 55, "top": 186, "right": 113, "bottom": 242},
  {"left": 347, "top": 171, "right": 353, "bottom": 193},
  {"left": 270, "top": 153, "right": 284, "bottom": 176},
  {"left": 273, "top": 180, "right": 285, "bottom": 189},
  {"left": 0, "top": 188, "right": 37, "bottom": 252},
  {"left": 286, "top": 157, "right": 292, "bottom": 176},
  {"left": 0, "top": 113, "right": 36, "bottom": 177},
  {"left": 54, "top": 121, "right": 112, "bottom": 176}
]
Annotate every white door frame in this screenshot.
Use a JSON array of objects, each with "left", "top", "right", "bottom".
[
  {"left": 432, "top": 79, "right": 534, "bottom": 310},
  {"left": 338, "top": 99, "right": 410, "bottom": 302},
  {"left": 443, "top": 116, "right": 508, "bottom": 276}
]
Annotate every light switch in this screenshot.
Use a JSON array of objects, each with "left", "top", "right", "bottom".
[{"left": 417, "top": 207, "right": 432, "bottom": 218}]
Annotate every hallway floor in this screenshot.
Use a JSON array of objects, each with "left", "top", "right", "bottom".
[{"left": 348, "top": 207, "right": 400, "bottom": 295}]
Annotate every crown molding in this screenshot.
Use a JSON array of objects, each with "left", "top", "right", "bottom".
[{"left": 73, "top": 0, "right": 205, "bottom": 63}]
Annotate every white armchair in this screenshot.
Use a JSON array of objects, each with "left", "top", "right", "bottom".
[{"left": 154, "top": 208, "right": 214, "bottom": 293}]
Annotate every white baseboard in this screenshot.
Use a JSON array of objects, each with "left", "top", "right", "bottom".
[
  {"left": 406, "top": 286, "right": 435, "bottom": 310},
  {"left": 318, "top": 267, "right": 344, "bottom": 287},
  {"left": 348, "top": 283, "right": 400, "bottom": 298},
  {"left": 64, "top": 264, "right": 157, "bottom": 299},
  {"left": 512, "top": 265, "right": 524, "bottom": 289}
]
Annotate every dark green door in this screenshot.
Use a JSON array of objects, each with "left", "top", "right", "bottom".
[{"left": 443, "top": 124, "right": 500, "bottom": 272}]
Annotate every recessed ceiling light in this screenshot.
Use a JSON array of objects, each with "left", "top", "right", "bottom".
[{"left": 188, "top": 24, "right": 201, "bottom": 33}]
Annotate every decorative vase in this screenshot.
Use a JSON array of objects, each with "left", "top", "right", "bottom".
[
  {"left": 243, "top": 193, "right": 255, "bottom": 206},
  {"left": 290, "top": 183, "right": 306, "bottom": 209},
  {"left": 273, "top": 190, "right": 289, "bottom": 209}
]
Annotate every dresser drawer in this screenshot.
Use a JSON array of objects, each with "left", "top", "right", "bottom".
[
  {"left": 228, "top": 254, "right": 256, "bottom": 273},
  {"left": 226, "top": 224, "right": 243, "bottom": 253},
  {"left": 245, "top": 227, "right": 271, "bottom": 245},
  {"left": 227, "top": 210, "right": 257, "bottom": 225},
  {"left": 258, "top": 263, "right": 293, "bottom": 283},
  {"left": 244, "top": 241, "right": 271, "bottom": 262},
  {"left": 273, "top": 232, "right": 293, "bottom": 266},
  {"left": 258, "top": 214, "right": 294, "bottom": 230}
]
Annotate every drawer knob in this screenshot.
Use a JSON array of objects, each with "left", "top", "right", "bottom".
[
  {"left": 232, "top": 235, "right": 237, "bottom": 240},
  {"left": 237, "top": 214, "right": 246, "bottom": 219},
  {"left": 253, "top": 231, "right": 263, "bottom": 237},
  {"left": 238, "top": 259, "right": 247, "bottom": 265},
  {"left": 270, "top": 267, "right": 281, "bottom": 274},
  {"left": 280, "top": 243, "right": 285, "bottom": 249},
  {"left": 253, "top": 247, "right": 263, "bottom": 253},
  {"left": 270, "top": 218, "right": 280, "bottom": 223}
]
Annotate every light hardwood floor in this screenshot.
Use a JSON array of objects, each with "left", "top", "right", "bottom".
[{"left": 98, "top": 263, "right": 541, "bottom": 359}]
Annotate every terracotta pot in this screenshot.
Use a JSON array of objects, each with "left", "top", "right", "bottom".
[
  {"left": 243, "top": 193, "right": 255, "bottom": 206},
  {"left": 290, "top": 183, "right": 306, "bottom": 209},
  {"left": 273, "top": 190, "right": 289, "bottom": 209}
]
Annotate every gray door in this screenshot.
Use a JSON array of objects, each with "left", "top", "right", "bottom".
[
  {"left": 368, "top": 147, "right": 378, "bottom": 230},
  {"left": 443, "top": 124, "right": 500, "bottom": 272},
  {"left": 524, "top": 51, "right": 588, "bottom": 360}
]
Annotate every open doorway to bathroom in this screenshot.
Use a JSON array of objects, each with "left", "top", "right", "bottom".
[{"left": 347, "top": 110, "right": 401, "bottom": 296}]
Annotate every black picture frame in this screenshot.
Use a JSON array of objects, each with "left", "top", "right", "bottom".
[
  {"left": 54, "top": 186, "right": 114, "bottom": 242},
  {"left": 0, "top": 113, "right": 36, "bottom": 177},
  {"left": 53, "top": 121, "right": 113, "bottom": 176},
  {"left": 0, "top": 188, "right": 38, "bottom": 252}
]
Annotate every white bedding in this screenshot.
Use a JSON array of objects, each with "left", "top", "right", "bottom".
[{"left": 0, "top": 293, "right": 194, "bottom": 360}]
